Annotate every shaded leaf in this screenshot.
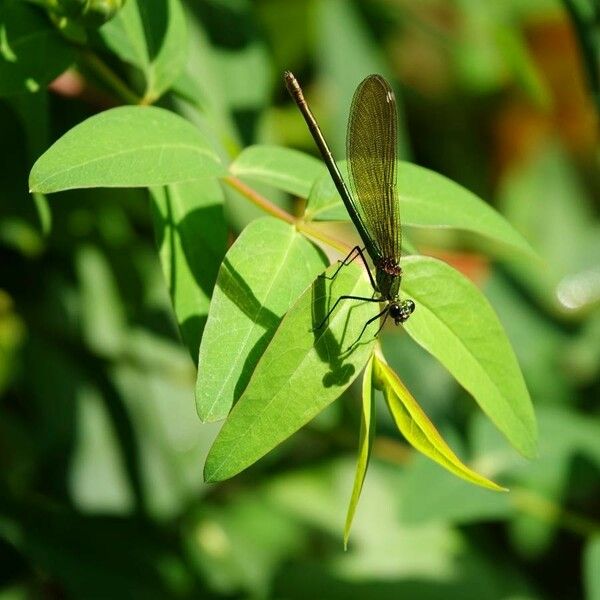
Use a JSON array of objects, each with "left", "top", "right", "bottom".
[
  {"left": 472, "top": 406, "right": 600, "bottom": 555},
  {"left": 76, "top": 245, "right": 127, "bottom": 357},
  {"left": 0, "top": 497, "right": 188, "bottom": 599},
  {"left": 204, "top": 262, "right": 379, "bottom": 482},
  {"left": 229, "top": 145, "right": 324, "bottom": 198},
  {"left": 196, "top": 217, "right": 327, "bottom": 422},
  {"left": 184, "top": 496, "right": 304, "bottom": 597},
  {"left": 499, "top": 143, "right": 600, "bottom": 315},
  {"left": 150, "top": 179, "right": 227, "bottom": 360},
  {"left": 69, "top": 386, "right": 135, "bottom": 515},
  {"left": 373, "top": 351, "right": 506, "bottom": 492},
  {"left": 0, "top": 0, "right": 73, "bottom": 96},
  {"left": 29, "top": 106, "right": 224, "bottom": 193},
  {"left": 402, "top": 256, "right": 537, "bottom": 458},
  {"left": 99, "top": 0, "right": 187, "bottom": 102},
  {"left": 344, "top": 355, "right": 375, "bottom": 549}
]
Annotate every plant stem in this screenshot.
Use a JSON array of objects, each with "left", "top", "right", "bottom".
[
  {"left": 512, "top": 487, "right": 600, "bottom": 538},
  {"left": 296, "top": 221, "right": 351, "bottom": 255},
  {"left": 223, "top": 176, "right": 352, "bottom": 255},
  {"left": 224, "top": 176, "right": 295, "bottom": 224},
  {"left": 80, "top": 50, "right": 141, "bottom": 105}
]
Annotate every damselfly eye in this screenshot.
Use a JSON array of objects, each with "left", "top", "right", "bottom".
[{"left": 389, "top": 303, "right": 402, "bottom": 322}]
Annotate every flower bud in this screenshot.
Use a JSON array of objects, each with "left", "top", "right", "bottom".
[{"left": 49, "top": 0, "right": 126, "bottom": 28}]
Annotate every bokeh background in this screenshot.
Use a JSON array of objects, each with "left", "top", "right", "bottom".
[{"left": 1, "top": 0, "right": 599, "bottom": 598}]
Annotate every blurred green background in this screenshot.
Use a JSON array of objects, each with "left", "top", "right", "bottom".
[{"left": 1, "top": 0, "right": 599, "bottom": 598}]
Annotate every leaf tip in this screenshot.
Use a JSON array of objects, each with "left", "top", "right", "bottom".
[
  {"left": 514, "top": 423, "right": 539, "bottom": 460},
  {"left": 28, "top": 175, "right": 38, "bottom": 194},
  {"left": 203, "top": 459, "right": 220, "bottom": 484},
  {"left": 519, "top": 440, "right": 539, "bottom": 461}
]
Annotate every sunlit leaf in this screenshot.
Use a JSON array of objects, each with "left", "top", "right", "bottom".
[
  {"left": 229, "top": 145, "right": 324, "bottom": 198},
  {"left": 373, "top": 351, "right": 506, "bottom": 492},
  {"left": 343, "top": 355, "right": 375, "bottom": 549},
  {"left": 306, "top": 161, "right": 536, "bottom": 260},
  {"left": 29, "top": 106, "right": 224, "bottom": 193},
  {"left": 204, "top": 262, "right": 378, "bottom": 482},
  {"left": 196, "top": 217, "right": 327, "bottom": 422},
  {"left": 402, "top": 256, "right": 537, "bottom": 458}
]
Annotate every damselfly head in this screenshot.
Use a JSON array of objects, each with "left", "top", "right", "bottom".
[{"left": 389, "top": 299, "right": 415, "bottom": 325}]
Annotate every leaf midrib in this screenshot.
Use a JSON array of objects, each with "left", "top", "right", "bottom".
[
  {"left": 204, "top": 229, "right": 298, "bottom": 420},
  {"left": 405, "top": 269, "right": 531, "bottom": 439},
  {"left": 231, "top": 164, "right": 309, "bottom": 194},
  {"left": 31, "top": 142, "right": 218, "bottom": 191}
]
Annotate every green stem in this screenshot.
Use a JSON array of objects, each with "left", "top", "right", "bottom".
[
  {"left": 224, "top": 176, "right": 295, "bottom": 224},
  {"left": 79, "top": 50, "right": 141, "bottom": 105},
  {"left": 223, "top": 175, "right": 352, "bottom": 255},
  {"left": 296, "top": 221, "right": 351, "bottom": 255},
  {"left": 512, "top": 487, "right": 600, "bottom": 538}
]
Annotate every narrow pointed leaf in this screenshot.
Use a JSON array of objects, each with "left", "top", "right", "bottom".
[
  {"left": 229, "top": 145, "right": 324, "bottom": 198},
  {"left": 373, "top": 351, "right": 506, "bottom": 492},
  {"left": 204, "top": 262, "right": 379, "bottom": 482},
  {"left": 402, "top": 255, "right": 537, "bottom": 458},
  {"left": 29, "top": 106, "right": 224, "bottom": 193},
  {"left": 306, "top": 161, "right": 536, "bottom": 260},
  {"left": 344, "top": 355, "right": 376, "bottom": 549},
  {"left": 196, "top": 217, "right": 327, "bottom": 422}
]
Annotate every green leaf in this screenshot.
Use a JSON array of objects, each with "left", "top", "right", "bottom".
[
  {"left": 196, "top": 217, "right": 328, "bottom": 422},
  {"left": 499, "top": 143, "right": 600, "bottom": 315},
  {"left": 0, "top": 498, "right": 184, "bottom": 598},
  {"left": 0, "top": 0, "right": 73, "bottom": 96},
  {"left": 373, "top": 351, "right": 506, "bottom": 492},
  {"left": 204, "top": 261, "right": 379, "bottom": 482},
  {"left": 472, "top": 406, "right": 600, "bottom": 556},
  {"left": 343, "top": 355, "right": 375, "bottom": 549},
  {"left": 69, "top": 386, "right": 135, "bottom": 514},
  {"left": 306, "top": 161, "right": 536, "bottom": 260},
  {"left": 184, "top": 496, "right": 304, "bottom": 597},
  {"left": 229, "top": 145, "right": 324, "bottom": 198},
  {"left": 473, "top": 406, "right": 600, "bottom": 492},
  {"left": 585, "top": 536, "right": 600, "bottom": 600},
  {"left": 150, "top": 179, "right": 227, "bottom": 360},
  {"left": 111, "top": 347, "right": 217, "bottom": 520},
  {"left": 29, "top": 106, "right": 224, "bottom": 193},
  {"left": 402, "top": 255, "right": 537, "bottom": 458},
  {"left": 99, "top": 0, "right": 187, "bottom": 102},
  {"left": 76, "top": 245, "right": 127, "bottom": 357}
]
